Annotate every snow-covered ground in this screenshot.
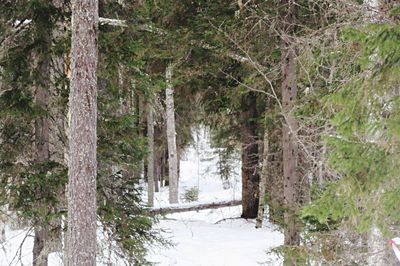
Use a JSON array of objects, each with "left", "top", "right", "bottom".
[
  {"left": 147, "top": 128, "right": 283, "bottom": 265},
  {"left": 0, "top": 128, "right": 283, "bottom": 265},
  {"left": 147, "top": 207, "right": 283, "bottom": 266}
]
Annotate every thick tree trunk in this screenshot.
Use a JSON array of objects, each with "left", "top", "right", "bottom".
[
  {"left": 147, "top": 101, "right": 155, "bottom": 207},
  {"left": 256, "top": 130, "right": 268, "bottom": 228},
  {"left": 66, "top": 0, "right": 98, "bottom": 265},
  {"left": 240, "top": 92, "right": 259, "bottom": 219},
  {"left": 281, "top": 1, "right": 300, "bottom": 252},
  {"left": 165, "top": 64, "right": 179, "bottom": 204}
]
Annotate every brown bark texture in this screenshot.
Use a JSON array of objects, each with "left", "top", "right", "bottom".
[
  {"left": 65, "top": 0, "right": 98, "bottom": 265},
  {"left": 240, "top": 92, "right": 260, "bottom": 219},
  {"left": 281, "top": 1, "right": 301, "bottom": 249},
  {"left": 33, "top": 30, "right": 51, "bottom": 266}
]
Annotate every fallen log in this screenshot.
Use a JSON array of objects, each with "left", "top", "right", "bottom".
[{"left": 150, "top": 200, "right": 242, "bottom": 215}]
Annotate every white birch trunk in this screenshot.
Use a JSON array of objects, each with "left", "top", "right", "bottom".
[
  {"left": 147, "top": 101, "right": 155, "bottom": 207},
  {"left": 165, "top": 64, "right": 179, "bottom": 204}
]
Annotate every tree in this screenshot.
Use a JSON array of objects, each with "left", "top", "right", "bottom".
[
  {"left": 66, "top": 0, "right": 98, "bottom": 264},
  {"left": 256, "top": 129, "right": 268, "bottom": 228},
  {"left": 280, "top": 0, "right": 300, "bottom": 250},
  {"left": 32, "top": 29, "right": 51, "bottom": 266},
  {"left": 165, "top": 64, "right": 179, "bottom": 204},
  {"left": 240, "top": 91, "right": 260, "bottom": 218},
  {"left": 1, "top": 1, "right": 68, "bottom": 265},
  {"left": 147, "top": 100, "right": 155, "bottom": 207}
]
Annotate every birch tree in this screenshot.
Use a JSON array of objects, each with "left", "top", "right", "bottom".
[
  {"left": 165, "top": 64, "right": 178, "bottom": 204},
  {"left": 66, "top": 0, "right": 98, "bottom": 264}
]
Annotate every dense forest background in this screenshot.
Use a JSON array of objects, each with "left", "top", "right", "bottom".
[{"left": 1, "top": 0, "right": 400, "bottom": 265}]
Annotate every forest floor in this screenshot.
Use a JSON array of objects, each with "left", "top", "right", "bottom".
[
  {"left": 0, "top": 129, "right": 283, "bottom": 265},
  {"left": 146, "top": 130, "right": 283, "bottom": 265}
]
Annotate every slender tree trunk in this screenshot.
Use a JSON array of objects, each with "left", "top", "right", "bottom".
[
  {"left": 66, "top": 0, "right": 98, "bottom": 265},
  {"left": 154, "top": 150, "right": 160, "bottom": 192},
  {"left": 282, "top": 46, "right": 300, "bottom": 247},
  {"left": 240, "top": 92, "right": 259, "bottom": 218},
  {"left": 147, "top": 101, "right": 155, "bottom": 207},
  {"left": 267, "top": 124, "right": 284, "bottom": 225},
  {"left": 33, "top": 29, "right": 51, "bottom": 266},
  {"left": 33, "top": 226, "right": 48, "bottom": 266},
  {"left": 281, "top": 0, "right": 300, "bottom": 253},
  {"left": 165, "top": 64, "right": 178, "bottom": 204},
  {"left": 256, "top": 130, "right": 268, "bottom": 228}
]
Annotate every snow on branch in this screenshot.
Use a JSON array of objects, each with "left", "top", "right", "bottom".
[{"left": 98, "top": 17, "right": 165, "bottom": 34}]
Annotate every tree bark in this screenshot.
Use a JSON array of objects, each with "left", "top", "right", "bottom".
[
  {"left": 165, "top": 64, "right": 179, "bottom": 204},
  {"left": 147, "top": 101, "right": 155, "bottom": 207},
  {"left": 32, "top": 27, "right": 51, "bottom": 266},
  {"left": 256, "top": 130, "right": 268, "bottom": 228},
  {"left": 33, "top": 226, "right": 48, "bottom": 266},
  {"left": 281, "top": 0, "right": 300, "bottom": 251},
  {"left": 240, "top": 92, "right": 260, "bottom": 219},
  {"left": 66, "top": 0, "right": 98, "bottom": 265}
]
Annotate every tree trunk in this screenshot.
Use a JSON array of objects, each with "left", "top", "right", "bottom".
[
  {"left": 281, "top": 0, "right": 300, "bottom": 252},
  {"left": 267, "top": 122, "right": 284, "bottom": 225},
  {"left": 33, "top": 27, "right": 51, "bottom": 266},
  {"left": 150, "top": 200, "right": 242, "bottom": 215},
  {"left": 66, "top": 0, "right": 98, "bottom": 265},
  {"left": 240, "top": 92, "right": 259, "bottom": 218},
  {"left": 165, "top": 64, "right": 178, "bottom": 204},
  {"left": 256, "top": 130, "right": 268, "bottom": 228},
  {"left": 147, "top": 101, "right": 155, "bottom": 207},
  {"left": 33, "top": 226, "right": 48, "bottom": 266}
]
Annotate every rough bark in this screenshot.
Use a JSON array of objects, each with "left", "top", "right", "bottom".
[
  {"left": 150, "top": 200, "right": 242, "bottom": 215},
  {"left": 65, "top": 0, "right": 98, "bottom": 265},
  {"left": 256, "top": 130, "right": 268, "bottom": 228},
  {"left": 165, "top": 64, "right": 179, "bottom": 204},
  {"left": 240, "top": 92, "right": 260, "bottom": 219},
  {"left": 147, "top": 101, "right": 155, "bottom": 207},
  {"left": 281, "top": 1, "right": 300, "bottom": 251}
]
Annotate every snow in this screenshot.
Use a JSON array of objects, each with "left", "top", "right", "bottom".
[
  {"left": 0, "top": 127, "right": 283, "bottom": 265},
  {"left": 147, "top": 207, "right": 283, "bottom": 266},
  {"left": 147, "top": 128, "right": 283, "bottom": 265}
]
